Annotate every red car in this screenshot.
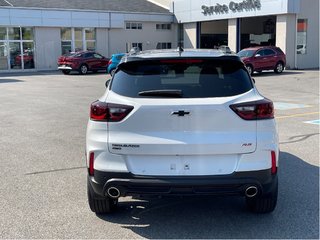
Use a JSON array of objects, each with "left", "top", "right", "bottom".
[
  {"left": 15, "top": 53, "right": 34, "bottom": 68},
  {"left": 57, "top": 51, "right": 109, "bottom": 75},
  {"left": 237, "top": 46, "right": 286, "bottom": 75}
]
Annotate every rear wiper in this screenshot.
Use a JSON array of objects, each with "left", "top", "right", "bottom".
[{"left": 138, "top": 89, "right": 183, "bottom": 97}]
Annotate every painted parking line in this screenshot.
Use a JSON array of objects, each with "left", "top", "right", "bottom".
[
  {"left": 304, "top": 119, "right": 320, "bottom": 125},
  {"left": 274, "top": 102, "right": 311, "bottom": 110},
  {"left": 276, "top": 112, "right": 319, "bottom": 119}
]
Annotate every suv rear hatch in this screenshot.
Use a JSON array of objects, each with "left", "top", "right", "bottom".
[{"left": 107, "top": 58, "right": 257, "bottom": 176}]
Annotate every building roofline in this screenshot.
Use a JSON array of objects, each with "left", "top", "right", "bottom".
[
  {"left": 146, "top": 0, "right": 170, "bottom": 10},
  {"left": 0, "top": 6, "right": 174, "bottom": 16}
]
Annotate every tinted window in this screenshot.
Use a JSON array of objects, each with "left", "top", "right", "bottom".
[
  {"left": 256, "top": 50, "right": 264, "bottom": 56},
  {"left": 74, "top": 53, "right": 83, "bottom": 58},
  {"left": 93, "top": 53, "right": 103, "bottom": 59},
  {"left": 111, "top": 59, "right": 253, "bottom": 98},
  {"left": 264, "top": 49, "right": 275, "bottom": 56},
  {"left": 84, "top": 52, "right": 93, "bottom": 58}
]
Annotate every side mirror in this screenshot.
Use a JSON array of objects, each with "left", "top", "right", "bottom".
[
  {"left": 255, "top": 54, "right": 261, "bottom": 57},
  {"left": 252, "top": 78, "right": 256, "bottom": 84},
  {"left": 105, "top": 79, "right": 111, "bottom": 88}
]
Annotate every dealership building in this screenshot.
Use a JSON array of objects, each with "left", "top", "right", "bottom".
[
  {"left": 0, "top": 0, "right": 176, "bottom": 71},
  {"left": 173, "top": 0, "right": 319, "bottom": 69},
  {"left": 0, "top": 0, "right": 319, "bottom": 72}
]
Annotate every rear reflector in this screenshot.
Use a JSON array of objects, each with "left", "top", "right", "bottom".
[
  {"left": 230, "top": 99, "right": 274, "bottom": 120},
  {"left": 271, "top": 151, "right": 277, "bottom": 174},
  {"left": 89, "top": 152, "right": 94, "bottom": 176},
  {"left": 90, "top": 101, "right": 134, "bottom": 122}
]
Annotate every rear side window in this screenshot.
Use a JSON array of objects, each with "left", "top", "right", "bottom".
[
  {"left": 84, "top": 53, "right": 93, "bottom": 58},
  {"left": 256, "top": 50, "right": 264, "bottom": 56},
  {"left": 111, "top": 59, "right": 253, "bottom": 98},
  {"left": 264, "top": 49, "right": 276, "bottom": 56},
  {"left": 93, "top": 53, "right": 103, "bottom": 59}
]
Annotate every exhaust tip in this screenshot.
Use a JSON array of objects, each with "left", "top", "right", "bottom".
[
  {"left": 107, "top": 187, "right": 121, "bottom": 199},
  {"left": 245, "top": 186, "right": 258, "bottom": 198}
]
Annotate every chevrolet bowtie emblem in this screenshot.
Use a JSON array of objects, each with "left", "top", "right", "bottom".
[{"left": 171, "top": 110, "right": 190, "bottom": 117}]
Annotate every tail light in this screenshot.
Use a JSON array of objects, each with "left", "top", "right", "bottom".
[
  {"left": 108, "top": 60, "right": 112, "bottom": 65},
  {"left": 90, "top": 101, "right": 133, "bottom": 122},
  {"left": 230, "top": 99, "right": 274, "bottom": 120},
  {"left": 271, "top": 151, "right": 277, "bottom": 174},
  {"left": 89, "top": 152, "right": 94, "bottom": 176}
]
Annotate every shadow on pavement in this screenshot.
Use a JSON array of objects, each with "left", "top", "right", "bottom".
[
  {"left": 97, "top": 151, "right": 319, "bottom": 239},
  {"left": 0, "top": 70, "right": 108, "bottom": 77},
  {"left": 252, "top": 70, "right": 303, "bottom": 77},
  {"left": 0, "top": 71, "right": 61, "bottom": 77},
  {"left": 0, "top": 79, "right": 24, "bottom": 83}
]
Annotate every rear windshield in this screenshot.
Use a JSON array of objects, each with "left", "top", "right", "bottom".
[{"left": 111, "top": 59, "right": 253, "bottom": 98}]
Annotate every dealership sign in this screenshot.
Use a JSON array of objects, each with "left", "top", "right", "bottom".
[{"left": 201, "top": 0, "right": 261, "bottom": 15}]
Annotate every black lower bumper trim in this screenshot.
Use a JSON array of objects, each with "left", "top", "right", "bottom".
[{"left": 89, "top": 169, "right": 277, "bottom": 198}]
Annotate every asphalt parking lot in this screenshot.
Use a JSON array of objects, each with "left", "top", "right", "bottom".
[{"left": 0, "top": 69, "right": 319, "bottom": 239}]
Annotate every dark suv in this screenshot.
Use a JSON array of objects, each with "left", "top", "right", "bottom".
[{"left": 237, "top": 46, "right": 286, "bottom": 75}]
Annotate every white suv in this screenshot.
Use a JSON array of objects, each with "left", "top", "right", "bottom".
[{"left": 86, "top": 49, "right": 279, "bottom": 214}]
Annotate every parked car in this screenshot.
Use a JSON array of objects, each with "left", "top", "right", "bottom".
[
  {"left": 86, "top": 48, "right": 279, "bottom": 214},
  {"left": 57, "top": 51, "right": 109, "bottom": 75},
  {"left": 237, "top": 46, "right": 286, "bottom": 75},
  {"left": 107, "top": 53, "right": 125, "bottom": 76},
  {"left": 15, "top": 52, "right": 34, "bottom": 69}
]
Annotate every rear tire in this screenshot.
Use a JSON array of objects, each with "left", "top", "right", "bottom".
[
  {"left": 246, "top": 177, "right": 278, "bottom": 213},
  {"left": 87, "top": 179, "right": 118, "bottom": 214},
  {"left": 274, "top": 62, "right": 284, "bottom": 74},
  {"left": 246, "top": 65, "right": 253, "bottom": 75},
  {"left": 79, "top": 64, "right": 88, "bottom": 75}
]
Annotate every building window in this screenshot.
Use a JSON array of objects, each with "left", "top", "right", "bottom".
[
  {"left": 132, "top": 43, "right": 142, "bottom": 51},
  {"left": 74, "top": 28, "right": 83, "bottom": 52},
  {"left": 8, "top": 27, "right": 21, "bottom": 40},
  {"left": 61, "top": 28, "right": 96, "bottom": 54},
  {"left": 297, "top": 19, "right": 307, "bottom": 55},
  {"left": 126, "top": 22, "right": 142, "bottom": 30},
  {"left": 0, "top": 27, "right": 6, "bottom": 40},
  {"left": 0, "top": 27, "right": 35, "bottom": 71},
  {"left": 156, "top": 24, "right": 171, "bottom": 30},
  {"left": 61, "top": 28, "right": 72, "bottom": 54},
  {"left": 85, "top": 28, "right": 96, "bottom": 51},
  {"left": 156, "top": 42, "right": 172, "bottom": 49},
  {"left": 0, "top": 27, "right": 7, "bottom": 70},
  {"left": 22, "top": 27, "right": 34, "bottom": 40}
]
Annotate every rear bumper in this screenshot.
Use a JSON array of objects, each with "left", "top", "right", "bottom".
[
  {"left": 88, "top": 169, "right": 277, "bottom": 198},
  {"left": 58, "top": 66, "right": 72, "bottom": 70}
]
